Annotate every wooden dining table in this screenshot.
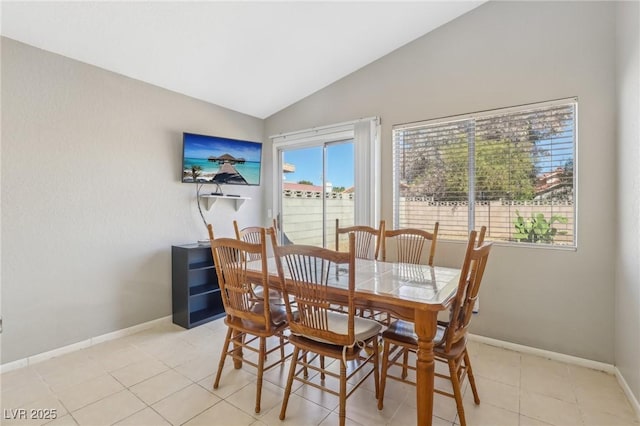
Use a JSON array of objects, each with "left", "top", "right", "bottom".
[{"left": 245, "top": 257, "right": 461, "bottom": 426}]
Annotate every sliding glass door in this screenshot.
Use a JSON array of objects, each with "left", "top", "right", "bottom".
[
  {"left": 271, "top": 117, "right": 379, "bottom": 248},
  {"left": 276, "top": 140, "right": 354, "bottom": 248}
]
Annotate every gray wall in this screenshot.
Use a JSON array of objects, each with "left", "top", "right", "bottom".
[
  {"left": 1, "top": 38, "right": 265, "bottom": 363},
  {"left": 265, "top": 2, "right": 618, "bottom": 363},
  {"left": 615, "top": 1, "right": 640, "bottom": 405}
]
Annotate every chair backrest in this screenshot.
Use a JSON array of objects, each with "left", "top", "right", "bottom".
[
  {"left": 234, "top": 220, "right": 275, "bottom": 261},
  {"left": 272, "top": 232, "right": 356, "bottom": 346},
  {"left": 444, "top": 229, "right": 492, "bottom": 352},
  {"left": 234, "top": 219, "right": 262, "bottom": 241},
  {"left": 469, "top": 225, "right": 487, "bottom": 279},
  {"left": 335, "top": 219, "right": 385, "bottom": 260},
  {"left": 270, "top": 218, "right": 282, "bottom": 245},
  {"left": 477, "top": 225, "right": 487, "bottom": 245},
  {"left": 382, "top": 222, "right": 439, "bottom": 265},
  {"left": 209, "top": 224, "right": 273, "bottom": 329}
]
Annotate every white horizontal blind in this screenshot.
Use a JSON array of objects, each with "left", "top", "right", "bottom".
[
  {"left": 393, "top": 99, "right": 576, "bottom": 247},
  {"left": 394, "top": 118, "right": 472, "bottom": 238}
]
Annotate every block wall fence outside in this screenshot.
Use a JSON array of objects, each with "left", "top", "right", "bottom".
[
  {"left": 281, "top": 197, "right": 355, "bottom": 247},
  {"left": 400, "top": 199, "right": 574, "bottom": 244},
  {"left": 281, "top": 196, "right": 574, "bottom": 246}
]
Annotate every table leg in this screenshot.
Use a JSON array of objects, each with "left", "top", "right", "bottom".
[{"left": 414, "top": 309, "right": 438, "bottom": 426}]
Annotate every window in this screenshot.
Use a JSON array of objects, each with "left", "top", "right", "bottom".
[{"left": 393, "top": 99, "right": 576, "bottom": 248}]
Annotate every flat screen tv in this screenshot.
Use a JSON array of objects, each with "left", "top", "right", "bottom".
[{"left": 182, "top": 132, "right": 262, "bottom": 186}]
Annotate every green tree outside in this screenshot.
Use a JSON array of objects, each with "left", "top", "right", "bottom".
[{"left": 403, "top": 137, "right": 536, "bottom": 201}]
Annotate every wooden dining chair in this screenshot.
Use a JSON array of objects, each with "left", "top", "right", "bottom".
[
  {"left": 381, "top": 222, "right": 439, "bottom": 265},
  {"left": 271, "top": 232, "right": 382, "bottom": 426},
  {"left": 335, "top": 219, "right": 385, "bottom": 260},
  {"left": 233, "top": 220, "right": 264, "bottom": 260},
  {"left": 233, "top": 219, "right": 280, "bottom": 249},
  {"left": 208, "top": 224, "right": 290, "bottom": 414},
  {"left": 233, "top": 220, "right": 282, "bottom": 301},
  {"left": 434, "top": 225, "right": 487, "bottom": 346},
  {"left": 390, "top": 225, "right": 487, "bottom": 380},
  {"left": 336, "top": 219, "right": 387, "bottom": 321},
  {"left": 271, "top": 218, "right": 279, "bottom": 241},
  {"left": 377, "top": 222, "right": 440, "bottom": 326},
  {"left": 377, "top": 229, "right": 492, "bottom": 426}
]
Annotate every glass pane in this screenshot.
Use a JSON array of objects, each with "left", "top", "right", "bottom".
[
  {"left": 281, "top": 146, "right": 323, "bottom": 246},
  {"left": 474, "top": 103, "right": 575, "bottom": 246},
  {"left": 325, "top": 141, "right": 355, "bottom": 251},
  {"left": 393, "top": 120, "right": 471, "bottom": 240}
]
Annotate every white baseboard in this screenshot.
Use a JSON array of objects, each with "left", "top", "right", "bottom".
[
  {"left": 0, "top": 316, "right": 172, "bottom": 374},
  {"left": 615, "top": 366, "right": 640, "bottom": 421},
  {"left": 468, "top": 333, "right": 616, "bottom": 373}
]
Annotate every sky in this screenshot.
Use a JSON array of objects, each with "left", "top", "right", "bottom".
[{"left": 282, "top": 142, "right": 354, "bottom": 188}]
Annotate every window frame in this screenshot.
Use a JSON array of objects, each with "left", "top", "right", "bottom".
[{"left": 392, "top": 98, "right": 578, "bottom": 249}]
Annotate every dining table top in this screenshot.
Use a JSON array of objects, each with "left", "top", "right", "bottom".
[{"left": 246, "top": 257, "right": 462, "bottom": 312}]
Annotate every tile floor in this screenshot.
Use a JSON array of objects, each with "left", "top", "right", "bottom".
[{"left": 1, "top": 318, "right": 638, "bottom": 426}]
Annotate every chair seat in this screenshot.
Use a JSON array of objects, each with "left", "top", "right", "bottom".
[
  {"left": 226, "top": 302, "right": 288, "bottom": 335},
  {"left": 251, "top": 286, "right": 285, "bottom": 302},
  {"left": 288, "top": 334, "right": 373, "bottom": 360},
  {"left": 296, "top": 310, "right": 382, "bottom": 345},
  {"left": 382, "top": 319, "right": 447, "bottom": 348}
]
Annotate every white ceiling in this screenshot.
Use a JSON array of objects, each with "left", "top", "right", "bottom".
[{"left": 1, "top": 1, "right": 484, "bottom": 119}]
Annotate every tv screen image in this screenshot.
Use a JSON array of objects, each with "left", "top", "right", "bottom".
[{"left": 182, "top": 132, "right": 262, "bottom": 186}]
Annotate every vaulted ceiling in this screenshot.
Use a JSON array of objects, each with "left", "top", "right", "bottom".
[{"left": 1, "top": 1, "right": 485, "bottom": 118}]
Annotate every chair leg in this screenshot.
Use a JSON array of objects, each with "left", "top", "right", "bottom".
[
  {"left": 320, "top": 355, "right": 325, "bottom": 381},
  {"left": 279, "top": 346, "right": 300, "bottom": 421},
  {"left": 372, "top": 337, "right": 380, "bottom": 399},
  {"left": 280, "top": 334, "right": 285, "bottom": 360},
  {"left": 378, "top": 339, "right": 391, "bottom": 410},
  {"left": 448, "top": 358, "right": 467, "bottom": 426},
  {"left": 401, "top": 348, "right": 409, "bottom": 379},
  {"left": 255, "top": 337, "right": 266, "bottom": 413},
  {"left": 232, "top": 328, "right": 244, "bottom": 369},
  {"left": 464, "top": 350, "right": 480, "bottom": 404},
  {"left": 339, "top": 359, "right": 347, "bottom": 426},
  {"left": 214, "top": 326, "right": 233, "bottom": 389}
]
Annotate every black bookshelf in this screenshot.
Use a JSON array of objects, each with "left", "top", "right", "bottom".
[{"left": 171, "top": 243, "right": 225, "bottom": 328}]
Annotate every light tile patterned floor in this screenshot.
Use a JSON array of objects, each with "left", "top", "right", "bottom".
[{"left": 1, "top": 318, "right": 638, "bottom": 426}]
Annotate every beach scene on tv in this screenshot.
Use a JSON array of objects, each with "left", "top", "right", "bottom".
[{"left": 182, "top": 133, "right": 262, "bottom": 185}]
